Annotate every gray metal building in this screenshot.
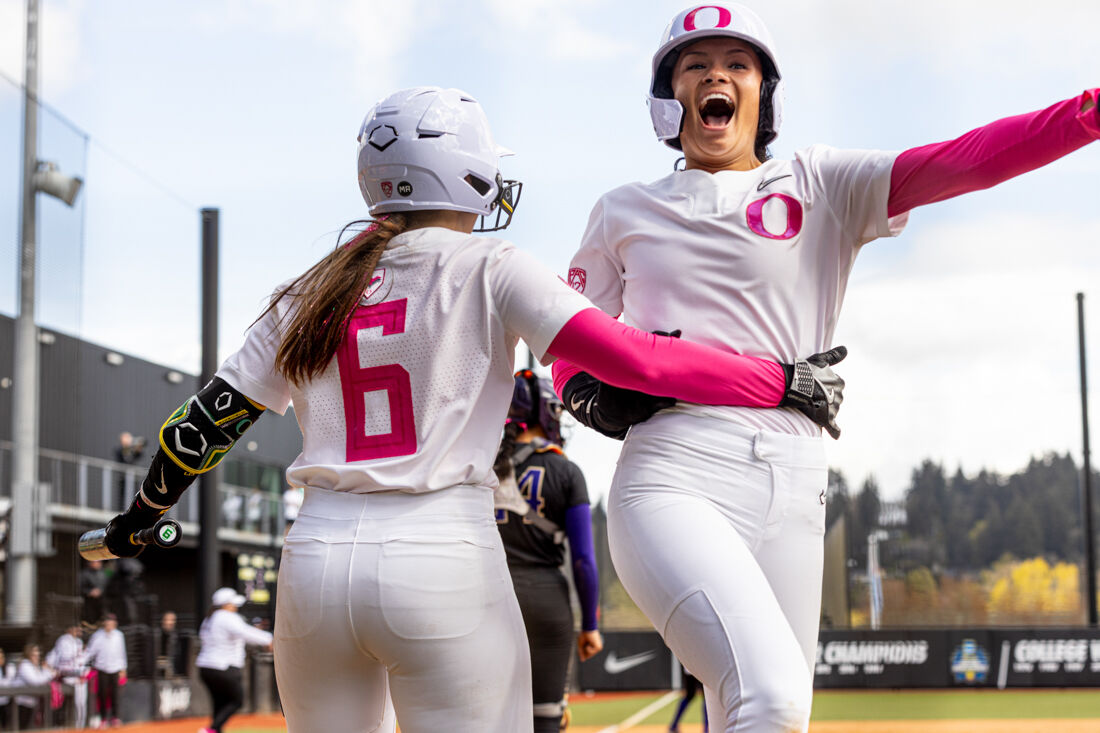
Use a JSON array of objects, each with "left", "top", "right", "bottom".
[{"left": 0, "top": 313, "right": 303, "bottom": 633}]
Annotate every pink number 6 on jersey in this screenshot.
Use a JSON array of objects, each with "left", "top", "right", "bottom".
[{"left": 337, "top": 299, "right": 417, "bottom": 461}]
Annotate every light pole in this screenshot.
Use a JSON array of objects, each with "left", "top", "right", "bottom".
[
  {"left": 1078, "top": 293, "right": 1096, "bottom": 626},
  {"left": 8, "top": 0, "right": 83, "bottom": 624},
  {"left": 867, "top": 530, "right": 888, "bottom": 630}
]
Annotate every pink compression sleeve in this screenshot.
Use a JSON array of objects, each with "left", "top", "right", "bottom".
[
  {"left": 547, "top": 308, "right": 786, "bottom": 407},
  {"left": 888, "top": 89, "right": 1100, "bottom": 218}
]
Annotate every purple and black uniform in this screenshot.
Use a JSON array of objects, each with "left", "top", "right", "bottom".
[{"left": 496, "top": 439, "right": 599, "bottom": 733}]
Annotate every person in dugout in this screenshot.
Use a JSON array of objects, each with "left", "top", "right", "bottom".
[{"left": 494, "top": 371, "right": 603, "bottom": 732}]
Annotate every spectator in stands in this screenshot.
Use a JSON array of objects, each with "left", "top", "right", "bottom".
[
  {"left": 114, "top": 432, "right": 146, "bottom": 509},
  {"left": 85, "top": 614, "right": 127, "bottom": 728},
  {"left": 222, "top": 491, "right": 243, "bottom": 530},
  {"left": 80, "top": 559, "right": 108, "bottom": 626},
  {"left": 196, "top": 588, "right": 273, "bottom": 733},
  {"left": 46, "top": 625, "right": 89, "bottom": 729},
  {"left": 282, "top": 486, "right": 303, "bottom": 536},
  {"left": 105, "top": 557, "right": 145, "bottom": 626},
  {"left": 0, "top": 648, "right": 16, "bottom": 729},
  {"left": 14, "top": 644, "right": 53, "bottom": 730},
  {"left": 158, "top": 611, "right": 185, "bottom": 678},
  {"left": 244, "top": 488, "right": 264, "bottom": 532}
]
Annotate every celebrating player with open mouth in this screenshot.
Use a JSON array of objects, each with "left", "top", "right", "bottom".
[
  {"left": 556, "top": 4, "right": 1100, "bottom": 732},
  {"left": 95, "top": 85, "right": 846, "bottom": 732}
]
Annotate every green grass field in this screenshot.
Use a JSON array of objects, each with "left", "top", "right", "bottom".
[
  {"left": 566, "top": 688, "right": 1100, "bottom": 727},
  {"left": 147, "top": 688, "right": 1100, "bottom": 733}
]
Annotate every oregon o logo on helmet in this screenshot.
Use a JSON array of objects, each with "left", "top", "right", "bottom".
[
  {"left": 683, "top": 5, "right": 733, "bottom": 32},
  {"left": 746, "top": 194, "right": 803, "bottom": 240},
  {"left": 397, "top": 181, "right": 413, "bottom": 197}
]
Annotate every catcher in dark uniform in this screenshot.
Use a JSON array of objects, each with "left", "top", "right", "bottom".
[{"left": 494, "top": 370, "right": 603, "bottom": 733}]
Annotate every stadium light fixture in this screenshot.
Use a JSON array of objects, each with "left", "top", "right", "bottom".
[{"left": 32, "top": 160, "right": 82, "bottom": 206}]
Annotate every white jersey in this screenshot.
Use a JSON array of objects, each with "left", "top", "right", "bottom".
[
  {"left": 217, "top": 227, "right": 591, "bottom": 494},
  {"left": 196, "top": 609, "right": 273, "bottom": 670},
  {"left": 568, "top": 144, "right": 908, "bottom": 435}
]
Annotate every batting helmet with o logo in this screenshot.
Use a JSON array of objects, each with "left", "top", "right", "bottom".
[{"left": 647, "top": 4, "right": 783, "bottom": 154}]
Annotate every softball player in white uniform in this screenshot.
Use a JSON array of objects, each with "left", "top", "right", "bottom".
[
  {"left": 97, "top": 86, "right": 847, "bottom": 733},
  {"left": 556, "top": 5, "right": 1100, "bottom": 732}
]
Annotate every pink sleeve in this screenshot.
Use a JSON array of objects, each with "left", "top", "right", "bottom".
[
  {"left": 547, "top": 308, "right": 786, "bottom": 407},
  {"left": 888, "top": 89, "right": 1100, "bottom": 218}
]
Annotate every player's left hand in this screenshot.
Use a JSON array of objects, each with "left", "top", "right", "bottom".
[
  {"left": 577, "top": 629, "right": 604, "bottom": 662},
  {"left": 779, "top": 346, "right": 847, "bottom": 439}
]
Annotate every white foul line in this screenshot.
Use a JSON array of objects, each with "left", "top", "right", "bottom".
[{"left": 596, "top": 690, "right": 681, "bottom": 733}]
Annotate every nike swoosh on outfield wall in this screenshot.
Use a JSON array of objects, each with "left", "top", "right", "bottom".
[
  {"left": 757, "top": 173, "right": 792, "bottom": 191},
  {"left": 603, "top": 650, "right": 658, "bottom": 675}
]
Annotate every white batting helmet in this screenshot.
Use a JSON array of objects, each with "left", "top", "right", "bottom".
[
  {"left": 647, "top": 3, "right": 784, "bottom": 153},
  {"left": 356, "top": 87, "right": 521, "bottom": 231}
]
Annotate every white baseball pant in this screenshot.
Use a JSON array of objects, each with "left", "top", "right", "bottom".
[
  {"left": 274, "top": 485, "right": 533, "bottom": 733},
  {"left": 608, "top": 412, "right": 826, "bottom": 733}
]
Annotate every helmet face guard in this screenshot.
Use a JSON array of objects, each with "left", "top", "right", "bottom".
[
  {"left": 474, "top": 175, "right": 523, "bottom": 233},
  {"left": 647, "top": 3, "right": 783, "bottom": 153},
  {"left": 357, "top": 87, "right": 522, "bottom": 230}
]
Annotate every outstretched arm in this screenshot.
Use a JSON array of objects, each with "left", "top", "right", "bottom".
[
  {"left": 103, "top": 377, "right": 265, "bottom": 557},
  {"left": 888, "top": 89, "right": 1100, "bottom": 218}
]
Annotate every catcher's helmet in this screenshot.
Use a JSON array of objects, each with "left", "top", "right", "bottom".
[
  {"left": 356, "top": 87, "right": 522, "bottom": 231},
  {"left": 648, "top": 3, "right": 783, "bottom": 153},
  {"left": 508, "top": 370, "right": 564, "bottom": 445}
]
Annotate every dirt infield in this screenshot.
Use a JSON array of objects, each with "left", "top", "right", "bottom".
[
  {"left": 53, "top": 712, "right": 1100, "bottom": 732},
  {"left": 570, "top": 725, "right": 1100, "bottom": 733},
  {"left": 89, "top": 716, "right": 1100, "bottom": 732}
]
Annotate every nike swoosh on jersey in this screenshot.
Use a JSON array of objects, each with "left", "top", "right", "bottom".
[
  {"left": 570, "top": 394, "right": 585, "bottom": 413},
  {"left": 757, "top": 173, "right": 792, "bottom": 191},
  {"left": 603, "top": 650, "right": 658, "bottom": 675}
]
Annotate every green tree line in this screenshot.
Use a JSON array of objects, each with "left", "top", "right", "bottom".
[{"left": 827, "top": 452, "right": 1098, "bottom": 573}]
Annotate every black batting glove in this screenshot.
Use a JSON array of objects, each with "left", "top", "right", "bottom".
[
  {"left": 561, "top": 330, "right": 682, "bottom": 440},
  {"left": 779, "top": 345, "right": 847, "bottom": 439},
  {"left": 104, "top": 516, "right": 147, "bottom": 558},
  {"left": 104, "top": 491, "right": 165, "bottom": 558}
]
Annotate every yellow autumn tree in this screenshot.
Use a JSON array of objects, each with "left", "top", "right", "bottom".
[{"left": 986, "top": 557, "right": 1082, "bottom": 624}]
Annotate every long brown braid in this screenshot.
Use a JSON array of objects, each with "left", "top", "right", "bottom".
[{"left": 256, "top": 214, "right": 408, "bottom": 386}]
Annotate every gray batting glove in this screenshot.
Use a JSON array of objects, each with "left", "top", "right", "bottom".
[{"left": 779, "top": 346, "right": 847, "bottom": 439}]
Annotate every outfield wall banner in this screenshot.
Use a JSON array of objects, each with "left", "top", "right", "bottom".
[
  {"left": 815, "top": 628, "right": 1100, "bottom": 689},
  {"left": 577, "top": 631, "right": 674, "bottom": 690}
]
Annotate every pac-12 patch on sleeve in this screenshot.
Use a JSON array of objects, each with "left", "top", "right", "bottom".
[{"left": 568, "top": 268, "right": 587, "bottom": 293}]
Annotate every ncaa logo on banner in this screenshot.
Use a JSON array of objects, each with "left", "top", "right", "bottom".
[
  {"left": 683, "top": 5, "right": 733, "bottom": 31},
  {"left": 950, "top": 638, "right": 990, "bottom": 685},
  {"left": 568, "top": 267, "right": 587, "bottom": 293},
  {"left": 381, "top": 181, "right": 393, "bottom": 198}
]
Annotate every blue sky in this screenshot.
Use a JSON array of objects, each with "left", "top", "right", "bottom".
[{"left": 2, "top": 0, "right": 1099, "bottom": 502}]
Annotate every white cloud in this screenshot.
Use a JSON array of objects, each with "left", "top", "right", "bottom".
[
  {"left": 194, "top": 0, "right": 428, "bottom": 92},
  {"left": 485, "top": 0, "right": 636, "bottom": 61},
  {"left": 828, "top": 212, "right": 1100, "bottom": 497}
]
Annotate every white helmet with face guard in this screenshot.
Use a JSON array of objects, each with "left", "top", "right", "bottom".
[
  {"left": 647, "top": 3, "right": 783, "bottom": 154},
  {"left": 356, "top": 86, "right": 522, "bottom": 231}
]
